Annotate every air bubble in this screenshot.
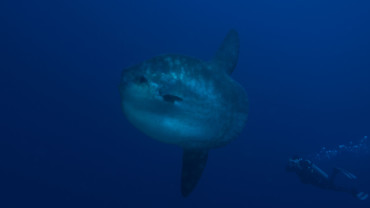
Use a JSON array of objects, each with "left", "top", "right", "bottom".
[{"left": 308, "top": 136, "right": 369, "bottom": 162}]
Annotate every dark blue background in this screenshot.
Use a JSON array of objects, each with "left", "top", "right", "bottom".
[{"left": 1, "top": 0, "right": 369, "bottom": 207}]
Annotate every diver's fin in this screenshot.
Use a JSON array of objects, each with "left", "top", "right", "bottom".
[
  {"left": 181, "top": 149, "right": 208, "bottom": 197},
  {"left": 356, "top": 192, "right": 369, "bottom": 200},
  {"left": 211, "top": 29, "right": 240, "bottom": 75}
]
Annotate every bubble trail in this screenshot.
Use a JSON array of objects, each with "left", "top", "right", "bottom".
[{"left": 309, "top": 136, "right": 369, "bottom": 162}]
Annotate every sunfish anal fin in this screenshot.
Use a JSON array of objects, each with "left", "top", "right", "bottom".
[{"left": 181, "top": 149, "right": 208, "bottom": 197}]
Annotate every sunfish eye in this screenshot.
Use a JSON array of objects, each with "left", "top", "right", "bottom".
[
  {"left": 135, "top": 76, "right": 148, "bottom": 84},
  {"left": 162, "top": 94, "right": 183, "bottom": 103}
]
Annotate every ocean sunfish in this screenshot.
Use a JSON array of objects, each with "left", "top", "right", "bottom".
[{"left": 119, "top": 30, "right": 248, "bottom": 196}]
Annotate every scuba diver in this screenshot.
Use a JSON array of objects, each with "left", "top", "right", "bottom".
[{"left": 286, "top": 156, "right": 368, "bottom": 200}]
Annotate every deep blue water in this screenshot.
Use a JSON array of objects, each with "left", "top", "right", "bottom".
[{"left": 1, "top": 0, "right": 370, "bottom": 207}]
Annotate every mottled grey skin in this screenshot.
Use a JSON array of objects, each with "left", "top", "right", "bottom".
[{"left": 119, "top": 30, "right": 248, "bottom": 196}]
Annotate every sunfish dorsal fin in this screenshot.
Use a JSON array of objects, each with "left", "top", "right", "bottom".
[
  {"left": 181, "top": 149, "right": 208, "bottom": 197},
  {"left": 211, "top": 29, "right": 240, "bottom": 75}
]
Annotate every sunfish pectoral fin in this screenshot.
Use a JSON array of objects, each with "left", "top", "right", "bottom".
[
  {"left": 210, "top": 29, "right": 240, "bottom": 75},
  {"left": 181, "top": 149, "right": 208, "bottom": 197}
]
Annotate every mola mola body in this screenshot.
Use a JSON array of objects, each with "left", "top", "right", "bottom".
[{"left": 119, "top": 30, "right": 248, "bottom": 196}]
